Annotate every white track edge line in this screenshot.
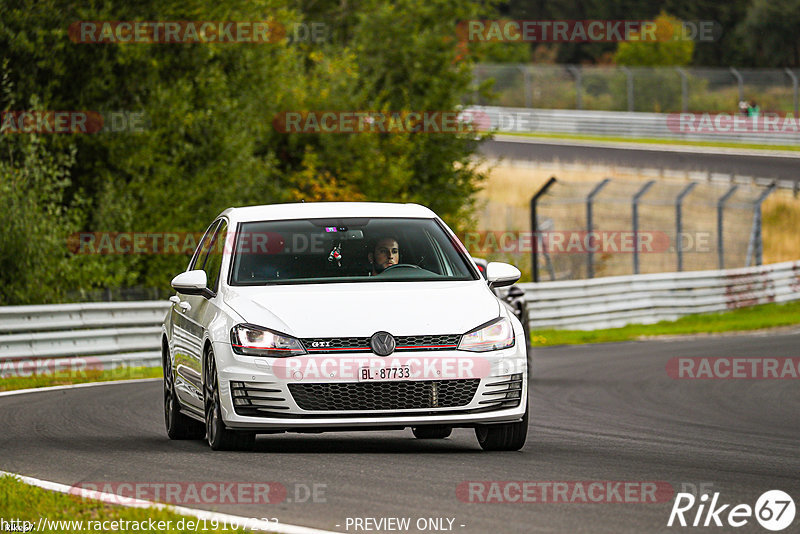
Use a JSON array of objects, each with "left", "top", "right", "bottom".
[
  {"left": 0, "top": 378, "right": 162, "bottom": 398},
  {"left": 0, "top": 470, "right": 340, "bottom": 534}
]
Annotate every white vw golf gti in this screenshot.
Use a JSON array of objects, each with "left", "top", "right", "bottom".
[{"left": 162, "top": 202, "right": 529, "bottom": 450}]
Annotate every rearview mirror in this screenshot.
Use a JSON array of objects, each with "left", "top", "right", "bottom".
[
  {"left": 171, "top": 270, "right": 208, "bottom": 295},
  {"left": 486, "top": 262, "right": 521, "bottom": 288}
]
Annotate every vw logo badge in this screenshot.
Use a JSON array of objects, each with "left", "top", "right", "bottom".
[{"left": 370, "top": 331, "right": 396, "bottom": 356}]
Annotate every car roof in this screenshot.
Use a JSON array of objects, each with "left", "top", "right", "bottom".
[{"left": 220, "top": 202, "right": 437, "bottom": 224}]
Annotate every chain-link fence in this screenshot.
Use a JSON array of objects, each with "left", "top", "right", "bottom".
[
  {"left": 473, "top": 64, "right": 800, "bottom": 115},
  {"left": 469, "top": 177, "right": 775, "bottom": 282}
]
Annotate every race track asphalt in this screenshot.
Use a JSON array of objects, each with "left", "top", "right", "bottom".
[
  {"left": 2, "top": 330, "right": 798, "bottom": 533},
  {"left": 482, "top": 137, "right": 800, "bottom": 184}
]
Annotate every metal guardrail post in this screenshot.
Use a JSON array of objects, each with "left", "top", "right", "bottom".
[
  {"left": 632, "top": 180, "right": 656, "bottom": 275},
  {"left": 621, "top": 67, "right": 634, "bottom": 111},
  {"left": 473, "top": 68, "right": 481, "bottom": 105},
  {"left": 717, "top": 185, "right": 738, "bottom": 269},
  {"left": 675, "top": 182, "right": 697, "bottom": 272},
  {"left": 586, "top": 178, "right": 612, "bottom": 278},
  {"left": 745, "top": 182, "right": 776, "bottom": 266},
  {"left": 519, "top": 66, "right": 532, "bottom": 108},
  {"left": 676, "top": 68, "right": 689, "bottom": 112},
  {"left": 730, "top": 68, "right": 744, "bottom": 105},
  {"left": 566, "top": 65, "right": 582, "bottom": 110},
  {"left": 785, "top": 69, "right": 799, "bottom": 118},
  {"left": 531, "top": 176, "right": 558, "bottom": 283}
]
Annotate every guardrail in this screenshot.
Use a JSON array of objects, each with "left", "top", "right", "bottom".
[
  {"left": 0, "top": 301, "right": 170, "bottom": 374},
  {"left": 470, "top": 105, "right": 800, "bottom": 147},
  {"left": 1, "top": 261, "right": 799, "bottom": 375},
  {"left": 519, "top": 260, "right": 800, "bottom": 330}
]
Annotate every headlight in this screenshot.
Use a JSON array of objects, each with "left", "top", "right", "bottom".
[
  {"left": 458, "top": 317, "right": 515, "bottom": 352},
  {"left": 230, "top": 324, "right": 306, "bottom": 357}
]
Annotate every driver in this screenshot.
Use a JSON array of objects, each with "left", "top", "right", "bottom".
[{"left": 368, "top": 236, "right": 400, "bottom": 275}]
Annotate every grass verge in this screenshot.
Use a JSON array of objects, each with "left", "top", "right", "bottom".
[
  {"left": 0, "top": 366, "right": 162, "bottom": 392},
  {"left": 531, "top": 300, "right": 800, "bottom": 346},
  {"left": 0, "top": 475, "right": 255, "bottom": 533},
  {"left": 499, "top": 131, "right": 800, "bottom": 153}
]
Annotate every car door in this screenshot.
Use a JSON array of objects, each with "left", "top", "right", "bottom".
[{"left": 172, "top": 220, "right": 220, "bottom": 411}]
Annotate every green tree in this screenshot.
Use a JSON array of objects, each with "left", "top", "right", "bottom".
[
  {"left": 0, "top": 0, "right": 490, "bottom": 302},
  {"left": 742, "top": 0, "right": 800, "bottom": 67}
]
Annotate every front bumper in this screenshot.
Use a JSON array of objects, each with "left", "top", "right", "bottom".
[{"left": 211, "top": 336, "right": 528, "bottom": 432}]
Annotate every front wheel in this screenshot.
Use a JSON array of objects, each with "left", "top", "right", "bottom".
[
  {"left": 204, "top": 348, "right": 255, "bottom": 451},
  {"left": 475, "top": 402, "right": 528, "bottom": 451}
]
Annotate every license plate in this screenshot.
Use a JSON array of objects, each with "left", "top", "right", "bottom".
[{"left": 358, "top": 365, "right": 411, "bottom": 382}]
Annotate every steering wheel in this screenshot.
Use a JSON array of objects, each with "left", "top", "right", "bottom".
[{"left": 381, "top": 263, "right": 422, "bottom": 272}]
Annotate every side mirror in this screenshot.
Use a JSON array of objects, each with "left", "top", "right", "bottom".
[
  {"left": 486, "top": 262, "right": 521, "bottom": 288},
  {"left": 171, "top": 270, "right": 208, "bottom": 296}
]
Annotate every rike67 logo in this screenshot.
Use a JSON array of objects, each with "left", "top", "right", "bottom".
[{"left": 668, "top": 490, "right": 795, "bottom": 531}]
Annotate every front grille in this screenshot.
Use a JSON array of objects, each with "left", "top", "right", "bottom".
[
  {"left": 478, "top": 374, "right": 524, "bottom": 409},
  {"left": 288, "top": 379, "right": 480, "bottom": 411},
  {"left": 230, "top": 381, "right": 290, "bottom": 416},
  {"left": 300, "top": 334, "right": 461, "bottom": 354},
  {"left": 395, "top": 334, "right": 461, "bottom": 350}
]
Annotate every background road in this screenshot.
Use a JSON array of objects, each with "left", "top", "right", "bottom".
[
  {"left": 2, "top": 331, "right": 799, "bottom": 533},
  {"left": 482, "top": 137, "right": 800, "bottom": 184}
]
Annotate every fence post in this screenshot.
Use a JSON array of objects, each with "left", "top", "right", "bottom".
[
  {"left": 785, "top": 69, "right": 798, "bottom": 118},
  {"left": 531, "top": 176, "right": 558, "bottom": 282},
  {"left": 519, "top": 65, "right": 532, "bottom": 108},
  {"left": 730, "top": 68, "right": 744, "bottom": 105},
  {"left": 745, "top": 182, "right": 776, "bottom": 267},
  {"left": 632, "top": 180, "right": 656, "bottom": 275},
  {"left": 566, "top": 66, "right": 583, "bottom": 110},
  {"left": 473, "top": 67, "right": 481, "bottom": 105},
  {"left": 717, "top": 185, "right": 738, "bottom": 269},
  {"left": 675, "top": 182, "right": 697, "bottom": 272},
  {"left": 676, "top": 67, "right": 689, "bottom": 112},
  {"left": 621, "top": 67, "right": 634, "bottom": 111},
  {"left": 586, "top": 178, "right": 612, "bottom": 278}
]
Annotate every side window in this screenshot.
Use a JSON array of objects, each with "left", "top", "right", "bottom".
[
  {"left": 189, "top": 221, "right": 220, "bottom": 271},
  {"left": 201, "top": 220, "right": 228, "bottom": 293}
]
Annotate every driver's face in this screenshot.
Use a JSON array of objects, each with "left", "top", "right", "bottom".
[{"left": 372, "top": 238, "right": 399, "bottom": 270}]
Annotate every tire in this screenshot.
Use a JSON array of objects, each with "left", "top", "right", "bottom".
[
  {"left": 163, "top": 344, "right": 205, "bottom": 440},
  {"left": 412, "top": 425, "right": 452, "bottom": 439},
  {"left": 203, "top": 347, "right": 255, "bottom": 451},
  {"left": 474, "top": 401, "right": 529, "bottom": 451}
]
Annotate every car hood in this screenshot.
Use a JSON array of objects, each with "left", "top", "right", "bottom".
[{"left": 225, "top": 281, "right": 500, "bottom": 338}]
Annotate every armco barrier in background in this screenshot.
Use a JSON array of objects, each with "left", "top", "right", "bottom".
[
  {"left": 0, "top": 301, "right": 169, "bottom": 373},
  {"left": 469, "top": 106, "right": 800, "bottom": 147},
  {"left": 1, "top": 261, "right": 799, "bottom": 371},
  {"left": 518, "top": 260, "right": 800, "bottom": 330}
]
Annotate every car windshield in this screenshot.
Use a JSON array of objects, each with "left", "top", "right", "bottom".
[{"left": 230, "top": 217, "right": 477, "bottom": 285}]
